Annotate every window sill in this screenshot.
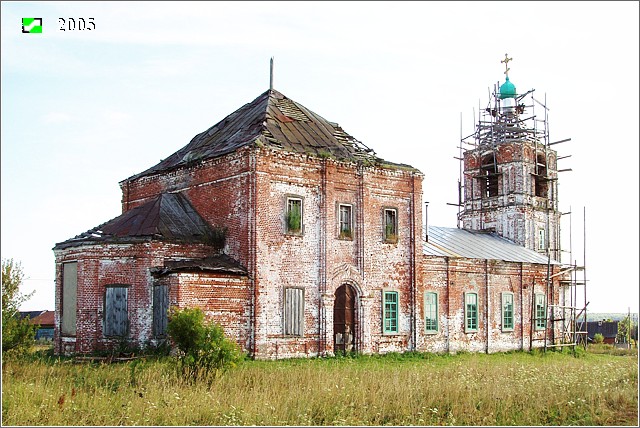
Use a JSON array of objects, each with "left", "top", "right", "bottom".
[
  {"left": 425, "top": 330, "right": 438, "bottom": 335},
  {"left": 501, "top": 328, "right": 514, "bottom": 333}
]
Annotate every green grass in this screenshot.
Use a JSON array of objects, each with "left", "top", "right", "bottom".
[{"left": 2, "top": 347, "right": 637, "bottom": 426}]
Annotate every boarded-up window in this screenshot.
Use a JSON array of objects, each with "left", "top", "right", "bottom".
[
  {"left": 61, "top": 262, "right": 77, "bottom": 336},
  {"left": 284, "top": 287, "right": 304, "bottom": 336},
  {"left": 104, "top": 285, "right": 128, "bottom": 337},
  {"left": 153, "top": 284, "right": 169, "bottom": 337}
]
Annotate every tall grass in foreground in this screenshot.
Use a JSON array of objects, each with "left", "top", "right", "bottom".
[{"left": 2, "top": 348, "right": 637, "bottom": 426}]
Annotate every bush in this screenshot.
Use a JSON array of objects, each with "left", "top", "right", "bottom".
[
  {"left": 593, "top": 333, "right": 604, "bottom": 344},
  {"left": 167, "top": 307, "right": 242, "bottom": 384}
]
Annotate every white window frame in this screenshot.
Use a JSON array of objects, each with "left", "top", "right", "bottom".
[
  {"left": 285, "top": 196, "right": 303, "bottom": 235},
  {"left": 338, "top": 203, "right": 353, "bottom": 240}
]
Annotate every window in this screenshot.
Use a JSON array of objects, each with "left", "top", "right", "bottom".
[
  {"left": 480, "top": 155, "right": 498, "bottom": 197},
  {"left": 153, "top": 284, "right": 169, "bottom": 337},
  {"left": 383, "top": 291, "right": 399, "bottom": 334},
  {"left": 535, "top": 293, "right": 546, "bottom": 330},
  {"left": 534, "top": 153, "right": 548, "bottom": 198},
  {"left": 424, "top": 292, "right": 438, "bottom": 333},
  {"left": 61, "top": 262, "right": 77, "bottom": 336},
  {"left": 286, "top": 197, "right": 303, "bottom": 234},
  {"left": 104, "top": 285, "right": 129, "bottom": 337},
  {"left": 338, "top": 204, "right": 353, "bottom": 239},
  {"left": 502, "top": 293, "right": 514, "bottom": 331},
  {"left": 284, "top": 288, "right": 304, "bottom": 336},
  {"left": 538, "top": 229, "right": 545, "bottom": 251},
  {"left": 384, "top": 208, "right": 398, "bottom": 242},
  {"left": 465, "top": 292, "right": 478, "bottom": 332}
]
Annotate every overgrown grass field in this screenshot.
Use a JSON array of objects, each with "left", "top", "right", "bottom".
[{"left": 2, "top": 347, "right": 638, "bottom": 426}]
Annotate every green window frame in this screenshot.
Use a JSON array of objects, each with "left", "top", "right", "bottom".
[
  {"left": 286, "top": 197, "right": 303, "bottom": 235},
  {"left": 501, "top": 292, "right": 514, "bottom": 331},
  {"left": 465, "top": 292, "right": 478, "bottom": 333},
  {"left": 535, "top": 293, "right": 546, "bottom": 330},
  {"left": 424, "top": 292, "right": 438, "bottom": 333},
  {"left": 383, "top": 291, "right": 398, "bottom": 334}
]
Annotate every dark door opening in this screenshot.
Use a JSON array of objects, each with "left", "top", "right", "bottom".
[{"left": 334, "top": 284, "right": 356, "bottom": 354}]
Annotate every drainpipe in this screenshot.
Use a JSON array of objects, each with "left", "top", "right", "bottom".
[
  {"left": 250, "top": 150, "right": 258, "bottom": 358},
  {"left": 446, "top": 257, "right": 450, "bottom": 354},
  {"left": 425, "top": 201, "right": 429, "bottom": 241},
  {"left": 409, "top": 174, "right": 417, "bottom": 351},
  {"left": 520, "top": 263, "right": 524, "bottom": 351},
  {"left": 485, "top": 259, "right": 489, "bottom": 354}
]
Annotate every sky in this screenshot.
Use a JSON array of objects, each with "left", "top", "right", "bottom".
[{"left": 1, "top": 1, "right": 638, "bottom": 315}]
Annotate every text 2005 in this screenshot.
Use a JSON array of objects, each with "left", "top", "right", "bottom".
[{"left": 59, "top": 18, "right": 95, "bottom": 31}]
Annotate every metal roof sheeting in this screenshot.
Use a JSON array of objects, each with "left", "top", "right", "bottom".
[
  {"left": 126, "top": 89, "right": 417, "bottom": 182},
  {"left": 54, "top": 193, "right": 214, "bottom": 250},
  {"left": 424, "top": 225, "right": 557, "bottom": 265}
]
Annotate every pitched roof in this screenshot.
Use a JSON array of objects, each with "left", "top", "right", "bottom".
[
  {"left": 54, "top": 192, "right": 215, "bottom": 250},
  {"left": 423, "top": 225, "right": 558, "bottom": 265},
  {"left": 30, "top": 310, "right": 55, "bottom": 326},
  {"left": 126, "top": 89, "right": 416, "bottom": 181}
]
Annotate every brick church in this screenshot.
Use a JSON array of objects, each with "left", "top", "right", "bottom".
[{"left": 53, "top": 61, "right": 571, "bottom": 358}]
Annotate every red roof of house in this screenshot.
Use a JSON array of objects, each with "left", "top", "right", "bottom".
[{"left": 30, "top": 310, "right": 54, "bottom": 327}]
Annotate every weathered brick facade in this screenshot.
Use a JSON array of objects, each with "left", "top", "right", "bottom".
[{"left": 53, "top": 87, "right": 569, "bottom": 358}]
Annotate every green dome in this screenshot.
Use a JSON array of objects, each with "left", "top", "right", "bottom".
[{"left": 499, "top": 76, "right": 516, "bottom": 99}]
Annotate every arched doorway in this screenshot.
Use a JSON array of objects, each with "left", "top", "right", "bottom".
[{"left": 334, "top": 284, "right": 357, "bottom": 354}]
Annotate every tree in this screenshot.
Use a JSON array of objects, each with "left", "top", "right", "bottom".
[
  {"left": 616, "top": 315, "right": 637, "bottom": 345},
  {"left": 2, "top": 258, "right": 36, "bottom": 354}
]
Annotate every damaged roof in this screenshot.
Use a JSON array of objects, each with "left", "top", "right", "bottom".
[
  {"left": 150, "top": 254, "right": 247, "bottom": 277},
  {"left": 423, "top": 225, "right": 558, "bottom": 265},
  {"left": 54, "top": 192, "right": 214, "bottom": 250},
  {"left": 126, "top": 89, "right": 417, "bottom": 181}
]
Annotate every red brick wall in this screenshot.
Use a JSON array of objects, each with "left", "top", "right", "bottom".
[
  {"left": 251, "top": 149, "right": 422, "bottom": 359},
  {"left": 53, "top": 241, "right": 222, "bottom": 355},
  {"left": 417, "top": 255, "right": 565, "bottom": 354},
  {"left": 120, "top": 148, "right": 253, "bottom": 269}
]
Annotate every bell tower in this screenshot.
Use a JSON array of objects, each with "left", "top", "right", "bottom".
[{"left": 458, "top": 54, "right": 564, "bottom": 261}]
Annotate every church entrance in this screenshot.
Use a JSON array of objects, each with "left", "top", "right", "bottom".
[{"left": 334, "top": 284, "right": 357, "bottom": 354}]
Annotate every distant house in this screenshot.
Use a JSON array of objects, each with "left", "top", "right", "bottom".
[
  {"left": 586, "top": 321, "right": 618, "bottom": 344},
  {"left": 18, "top": 310, "right": 55, "bottom": 341}
]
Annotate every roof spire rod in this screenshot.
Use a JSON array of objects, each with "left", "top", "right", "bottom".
[{"left": 270, "top": 57, "right": 274, "bottom": 91}]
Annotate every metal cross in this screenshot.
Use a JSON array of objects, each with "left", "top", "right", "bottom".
[{"left": 501, "top": 53, "right": 512, "bottom": 77}]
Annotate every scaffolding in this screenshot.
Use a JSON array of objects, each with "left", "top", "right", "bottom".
[{"left": 454, "top": 62, "right": 587, "bottom": 353}]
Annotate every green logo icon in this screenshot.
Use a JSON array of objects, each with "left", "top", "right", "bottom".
[{"left": 22, "top": 18, "right": 42, "bottom": 33}]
